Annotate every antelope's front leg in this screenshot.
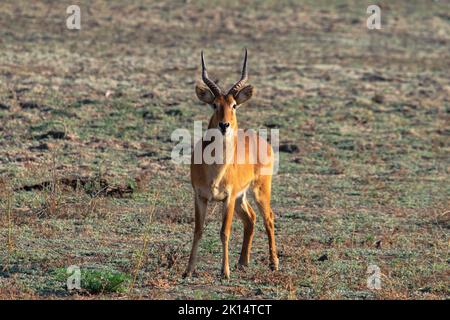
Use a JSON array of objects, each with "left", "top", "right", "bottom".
[
  {"left": 220, "top": 195, "right": 236, "bottom": 279},
  {"left": 184, "top": 193, "right": 207, "bottom": 278}
]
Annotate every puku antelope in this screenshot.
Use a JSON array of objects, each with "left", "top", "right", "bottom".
[{"left": 184, "top": 49, "right": 279, "bottom": 279}]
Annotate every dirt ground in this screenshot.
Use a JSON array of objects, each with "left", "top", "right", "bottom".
[{"left": 0, "top": 0, "right": 449, "bottom": 299}]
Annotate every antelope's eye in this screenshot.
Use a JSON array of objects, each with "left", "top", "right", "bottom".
[
  {"left": 232, "top": 104, "right": 237, "bottom": 109},
  {"left": 212, "top": 103, "right": 217, "bottom": 109}
]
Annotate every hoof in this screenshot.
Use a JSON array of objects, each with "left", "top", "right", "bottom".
[
  {"left": 183, "top": 270, "right": 198, "bottom": 278},
  {"left": 221, "top": 270, "right": 230, "bottom": 280},
  {"left": 270, "top": 259, "right": 279, "bottom": 271}
]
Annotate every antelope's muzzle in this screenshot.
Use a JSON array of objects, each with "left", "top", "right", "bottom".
[{"left": 218, "top": 122, "right": 230, "bottom": 134}]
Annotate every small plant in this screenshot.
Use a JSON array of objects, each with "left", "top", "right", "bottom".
[
  {"left": 128, "top": 194, "right": 158, "bottom": 294},
  {"left": 5, "top": 188, "right": 14, "bottom": 254},
  {"left": 54, "top": 267, "right": 131, "bottom": 294},
  {"left": 40, "top": 150, "right": 63, "bottom": 218},
  {"left": 1, "top": 181, "right": 15, "bottom": 272}
]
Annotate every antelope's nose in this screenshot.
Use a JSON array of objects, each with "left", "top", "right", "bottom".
[{"left": 218, "top": 122, "right": 230, "bottom": 133}]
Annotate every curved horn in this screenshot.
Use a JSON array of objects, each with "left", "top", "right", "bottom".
[
  {"left": 201, "top": 51, "right": 222, "bottom": 97},
  {"left": 228, "top": 48, "right": 248, "bottom": 96}
]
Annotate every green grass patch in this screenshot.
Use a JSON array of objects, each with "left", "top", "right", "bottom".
[{"left": 54, "top": 267, "right": 131, "bottom": 294}]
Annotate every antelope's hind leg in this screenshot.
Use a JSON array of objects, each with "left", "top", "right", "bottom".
[
  {"left": 184, "top": 194, "right": 207, "bottom": 277},
  {"left": 253, "top": 178, "right": 279, "bottom": 271},
  {"left": 235, "top": 193, "right": 256, "bottom": 268}
]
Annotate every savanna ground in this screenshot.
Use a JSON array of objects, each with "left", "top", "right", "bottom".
[{"left": 0, "top": 0, "right": 449, "bottom": 300}]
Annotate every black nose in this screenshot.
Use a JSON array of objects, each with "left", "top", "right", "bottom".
[{"left": 219, "top": 122, "right": 230, "bottom": 132}]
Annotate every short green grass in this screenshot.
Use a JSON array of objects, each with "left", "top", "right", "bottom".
[{"left": 54, "top": 267, "right": 131, "bottom": 294}]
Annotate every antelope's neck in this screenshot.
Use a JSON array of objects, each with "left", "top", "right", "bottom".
[{"left": 203, "top": 127, "right": 237, "bottom": 189}]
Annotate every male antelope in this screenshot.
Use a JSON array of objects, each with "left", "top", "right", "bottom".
[{"left": 184, "top": 49, "right": 279, "bottom": 279}]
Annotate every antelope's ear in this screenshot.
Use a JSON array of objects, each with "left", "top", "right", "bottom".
[
  {"left": 235, "top": 85, "right": 254, "bottom": 106},
  {"left": 195, "top": 84, "right": 215, "bottom": 104}
]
